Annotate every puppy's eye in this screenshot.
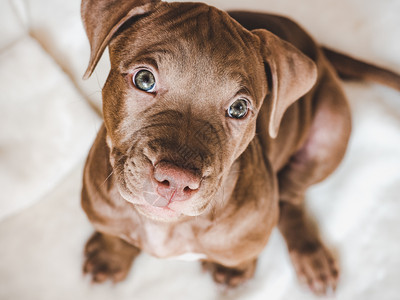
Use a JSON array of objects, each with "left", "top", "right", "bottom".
[
  {"left": 227, "top": 99, "right": 249, "bottom": 119},
  {"left": 133, "top": 69, "right": 156, "bottom": 92}
]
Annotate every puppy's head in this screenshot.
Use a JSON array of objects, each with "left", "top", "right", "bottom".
[{"left": 82, "top": 0, "right": 317, "bottom": 221}]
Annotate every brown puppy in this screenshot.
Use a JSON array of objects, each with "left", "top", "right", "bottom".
[{"left": 80, "top": 0, "right": 400, "bottom": 295}]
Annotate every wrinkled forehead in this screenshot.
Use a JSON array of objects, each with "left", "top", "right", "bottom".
[{"left": 110, "top": 2, "right": 266, "bottom": 101}]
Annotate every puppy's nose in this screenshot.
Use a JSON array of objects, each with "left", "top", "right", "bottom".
[{"left": 153, "top": 162, "right": 201, "bottom": 202}]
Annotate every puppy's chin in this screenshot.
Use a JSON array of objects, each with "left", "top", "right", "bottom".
[{"left": 134, "top": 205, "right": 186, "bottom": 222}]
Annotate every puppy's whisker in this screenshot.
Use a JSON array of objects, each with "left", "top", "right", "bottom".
[
  {"left": 100, "top": 171, "right": 114, "bottom": 187},
  {"left": 220, "top": 185, "right": 227, "bottom": 211},
  {"left": 231, "top": 170, "right": 243, "bottom": 174}
]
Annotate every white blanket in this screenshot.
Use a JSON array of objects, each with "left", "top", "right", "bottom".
[{"left": 0, "top": 0, "right": 399, "bottom": 299}]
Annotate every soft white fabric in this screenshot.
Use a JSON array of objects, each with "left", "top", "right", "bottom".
[
  {"left": 0, "top": 0, "right": 27, "bottom": 50},
  {"left": 25, "top": 0, "right": 110, "bottom": 111},
  {"left": 0, "top": 0, "right": 399, "bottom": 299},
  {"left": 0, "top": 36, "right": 101, "bottom": 219}
]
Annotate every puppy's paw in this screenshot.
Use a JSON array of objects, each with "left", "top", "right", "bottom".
[
  {"left": 83, "top": 232, "right": 140, "bottom": 283},
  {"left": 290, "top": 243, "right": 339, "bottom": 295},
  {"left": 202, "top": 259, "right": 257, "bottom": 287}
]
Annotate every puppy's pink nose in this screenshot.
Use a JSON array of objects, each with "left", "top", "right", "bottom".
[{"left": 153, "top": 162, "right": 201, "bottom": 202}]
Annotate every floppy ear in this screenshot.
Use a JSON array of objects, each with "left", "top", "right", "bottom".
[
  {"left": 252, "top": 29, "right": 317, "bottom": 139},
  {"left": 81, "top": 0, "right": 160, "bottom": 79}
]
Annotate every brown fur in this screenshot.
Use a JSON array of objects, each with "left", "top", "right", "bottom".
[{"left": 80, "top": 0, "right": 399, "bottom": 295}]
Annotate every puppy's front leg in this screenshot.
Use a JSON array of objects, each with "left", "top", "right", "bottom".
[
  {"left": 202, "top": 259, "right": 257, "bottom": 287},
  {"left": 83, "top": 232, "right": 141, "bottom": 283},
  {"left": 278, "top": 202, "right": 338, "bottom": 295}
]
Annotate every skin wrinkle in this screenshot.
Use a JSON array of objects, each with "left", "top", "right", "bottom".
[
  {"left": 120, "top": 48, "right": 172, "bottom": 73},
  {"left": 159, "top": 3, "right": 205, "bottom": 32},
  {"left": 145, "top": 117, "right": 219, "bottom": 158},
  {"left": 120, "top": 112, "right": 222, "bottom": 211}
]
